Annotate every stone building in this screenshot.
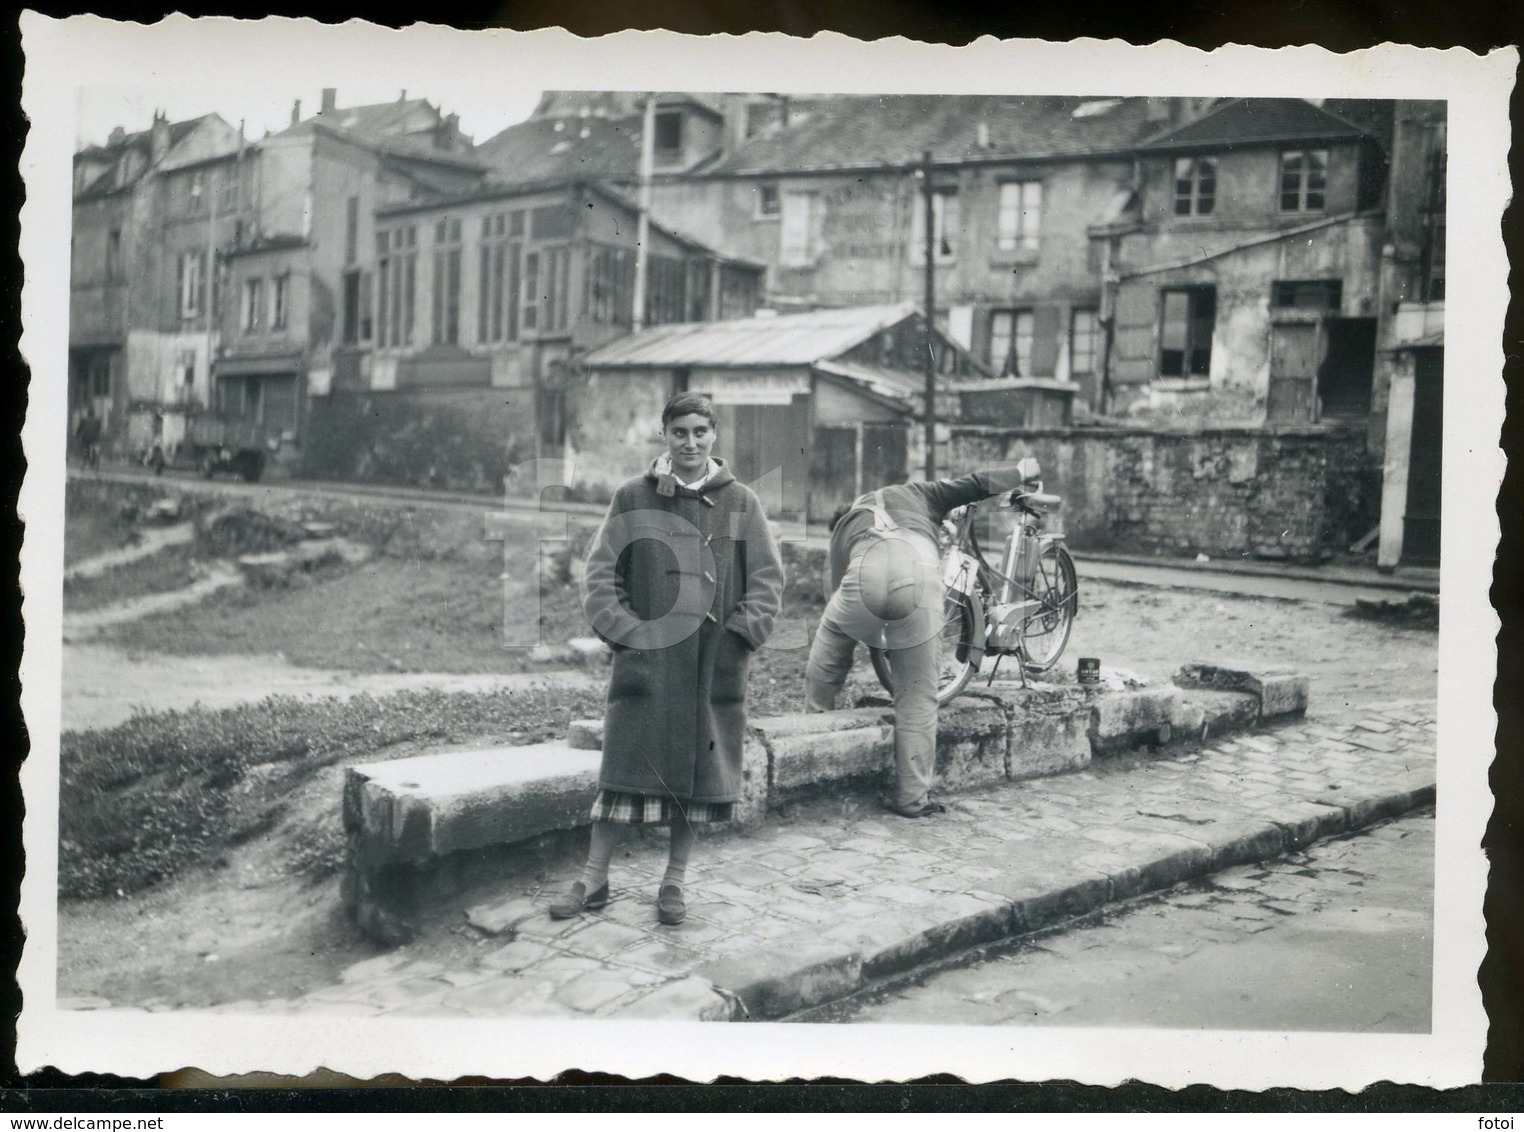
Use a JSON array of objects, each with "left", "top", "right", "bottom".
[
  {"left": 215, "top": 90, "right": 485, "bottom": 472},
  {"left": 69, "top": 111, "right": 246, "bottom": 454},
  {"left": 298, "top": 178, "right": 765, "bottom": 491}
]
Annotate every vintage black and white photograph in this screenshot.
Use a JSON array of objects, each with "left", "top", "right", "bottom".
[{"left": 17, "top": 20, "right": 1509, "bottom": 1086}]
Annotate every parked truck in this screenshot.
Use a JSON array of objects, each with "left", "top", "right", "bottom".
[{"left": 141, "top": 407, "right": 271, "bottom": 482}]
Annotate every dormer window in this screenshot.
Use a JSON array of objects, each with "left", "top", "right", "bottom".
[
  {"left": 1279, "top": 149, "right": 1327, "bottom": 212},
  {"left": 1173, "top": 157, "right": 1217, "bottom": 216}
]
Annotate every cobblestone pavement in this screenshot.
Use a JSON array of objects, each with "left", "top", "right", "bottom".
[
  {"left": 810, "top": 809, "right": 1433, "bottom": 1030},
  {"left": 199, "top": 699, "right": 1434, "bottom": 1021}
]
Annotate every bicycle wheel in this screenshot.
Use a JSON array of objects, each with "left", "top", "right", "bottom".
[
  {"left": 1021, "top": 542, "right": 1077, "bottom": 673},
  {"left": 869, "top": 585, "right": 982, "bottom": 705}
]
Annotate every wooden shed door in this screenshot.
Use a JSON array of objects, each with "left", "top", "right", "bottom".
[
  {"left": 722, "top": 399, "right": 810, "bottom": 515},
  {"left": 862, "top": 422, "right": 909, "bottom": 492},
  {"left": 809, "top": 426, "right": 858, "bottom": 523},
  {"left": 1268, "top": 322, "right": 1322, "bottom": 423}
]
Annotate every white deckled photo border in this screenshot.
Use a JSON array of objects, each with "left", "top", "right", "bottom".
[{"left": 16, "top": 15, "right": 1514, "bottom": 1086}]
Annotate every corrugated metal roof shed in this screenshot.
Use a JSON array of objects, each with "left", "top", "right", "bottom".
[{"left": 583, "top": 303, "right": 919, "bottom": 368}]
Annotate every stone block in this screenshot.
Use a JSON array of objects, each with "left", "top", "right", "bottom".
[
  {"left": 695, "top": 941, "right": 863, "bottom": 1020},
  {"left": 1074, "top": 833, "right": 1215, "bottom": 901},
  {"left": 734, "top": 728, "right": 771, "bottom": 826},
  {"left": 1182, "top": 689, "right": 1262, "bottom": 739},
  {"left": 1174, "top": 662, "right": 1309, "bottom": 722},
  {"left": 566, "top": 719, "right": 604, "bottom": 751},
  {"left": 344, "top": 743, "right": 601, "bottom": 867},
  {"left": 974, "top": 685, "right": 1092, "bottom": 780},
  {"left": 760, "top": 711, "right": 894, "bottom": 795},
  {"left": 934, "top": 700, "right": 1008, "bottom": 792},
  {"left": 612, "top": 976, "right": 737, "bottom": 1021},
  {"left": 1262, "top": 801, "right": 1349, "bottom": 851},
  {"left": 853, "top": 893, "right": 1015, "bottom": 980},
  {"left": 1085, "top": 686, "right": 1183, "bottom": 755},
  {"left": 968, "top": 861, "right": 1112, "bottom": 933},
  {"left": 1195, "top": 818, "right": 1287, "bottom": 870},
  {"left": 465, "top": 894, "right": 544, "bottom": 937}
]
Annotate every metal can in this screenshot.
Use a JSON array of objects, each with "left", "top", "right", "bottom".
[{"left": 1077, "top": 657, "right": 1101, "bottom": 685}]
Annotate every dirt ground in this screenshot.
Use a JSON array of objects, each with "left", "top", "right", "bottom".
[{"left": 53, "top": 480, "right": 1438, "bottom": 1009}]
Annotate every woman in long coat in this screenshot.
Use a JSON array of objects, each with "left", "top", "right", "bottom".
[{"left": 551, "top": 392, "right": 784, "bottom": 926}]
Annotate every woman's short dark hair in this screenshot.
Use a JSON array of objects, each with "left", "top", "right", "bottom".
[{"left": 661, "top": 392, "right": 717, "bottom": 428}]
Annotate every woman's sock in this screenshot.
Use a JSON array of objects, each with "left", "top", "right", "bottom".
[
  {"left": 663, "top": 819, "right": 695, "bottom": 890},
  {"left": 577, "top": 821, "right": 624, "bottom": 892}
]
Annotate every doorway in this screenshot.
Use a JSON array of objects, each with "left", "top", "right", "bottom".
[
  {"left": 1401, "top": 347, "right": 1443, "bottom": 565},
  {"left": 1317, "top": 317, "right": 1378, "bottom": 419}
]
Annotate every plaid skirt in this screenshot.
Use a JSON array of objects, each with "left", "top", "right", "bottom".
[{"left": 590, "top": 790, "right": 734, "bottom": 826}]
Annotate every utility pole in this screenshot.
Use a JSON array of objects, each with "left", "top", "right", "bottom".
[
  {"left": 204, "top": 160, "right": 217, "bottom": 412},
  {"left": 632, "top": 95, "right": 656, "bottom": 333},
  {"left": 921, "top": 149, "right": 937, "bottom": 480}
]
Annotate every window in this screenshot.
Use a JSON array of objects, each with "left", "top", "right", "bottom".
[
  {"left": 1270, "top": 279, "right": 1342, "bottom": 311},
  {"left": 1173, "top": 157, "right": 1217, "bottom": 216},
  {"left": 431, "top": 219, "right": 462, "bottom": 345},
  {"left": 177, "top": 251, "right": 204, "bottom": 319},
  {"left": 271, "top": 274, "right": 288, "bottom": 330},
  {"left": 543, "top": 245, "right": 572, "bottom": 333},
  {"left": 756, "top": 183, "right": 780, "bottom": 219},
  {"left": 588, "top": 244, "right": 634, "bottom": 325},
  {"left": 242, "top": 277, "right": 264, "bottom": 333},
  {"left": 522, "top": 251, "right": 539, "bottom": 331},
  {"left": 779, "top": 192, "right": 818, "bottom": 267},
  {"left": 912, "top": 186, "right": 960, "bottom": 263},
  {"left": 1159, "top": 286, "right": 1216, "bottom": 378},
  {"left": 105, "top": 229, "right": 122, "bottom": 281},
  {"left": 188, "top": 170, "right": 205, "bottom": 212},
  {"left": 376, "top": 226, "right": 417, "bottom": 348},
  {"left": 178, "top": 349, "right": 197, "bottom": 390},
  {"left": 1279, "top": 149, "right": 1327, "bottom": 212},
  {"left": 654, "top": 111, "right": 683, "bottom": 154},
  {"left": 345, "top": 197, "right": 359, "bottom": 266},
  {"left": 477, "top": 213, "right": 522, "bottom": 344},
  {"left": 646, "top": 255, "right": 689, "bottom": 327},
  {"left": 996, "top": 181, "right": 1042, "bottom": 252},
  {"left": 1419, "top": 143, "right": 1446, "bottom": 302},
  {"left": 989, "top": 309, "right": 1034, "bottom": 377},
  {"left": 1069, "top": 308, "right": 1099, "bottom": 376}
]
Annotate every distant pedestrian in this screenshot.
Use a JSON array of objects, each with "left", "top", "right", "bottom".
[
  {"left": 806, "top": 460, "right": 1038, "bottom": 817},
  {"left": 76, "top": 409, "right": 102, "bottom": 469},
  {"left": 552, "top": 392, "right": 785, "bottom": 926}
]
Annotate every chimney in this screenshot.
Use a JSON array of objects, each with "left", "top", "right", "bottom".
[
  {"left": 399, "top": 89, "right": 407, "bottom": 102},
  {"left": 320, "top": 88, "right": 337, "bottom": 116},
  {"left": 149, "top": 111, "right": 171, "bottom": 162},
  {"left": 107, "top": 126, "right": 126, "bottom": 147},
  {"left": 291, "top": 99, "right": 301, "bottom": 126}
]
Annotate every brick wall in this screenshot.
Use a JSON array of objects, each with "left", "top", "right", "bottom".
[
  {"left": 945, "top": 423, "right": 1376, "bottom": 562},
  {"left": 301, "top": 387, "right": 536, "bottom": 495}
]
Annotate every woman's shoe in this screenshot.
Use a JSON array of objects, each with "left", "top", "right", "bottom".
[
  {"left": 656, "top": 884, "right": 687, "bottom": 926},
  {"left": 549, "top": 881, "right": 609, "bottom": 919}
]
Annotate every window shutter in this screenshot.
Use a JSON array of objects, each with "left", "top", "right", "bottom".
[{"left": 1031, "top": 305, "right": 1062, "bottom": 377}]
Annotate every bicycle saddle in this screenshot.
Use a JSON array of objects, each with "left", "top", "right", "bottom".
[{"left": 1013, "top": 491, "right": 1062, "bottom": 513}]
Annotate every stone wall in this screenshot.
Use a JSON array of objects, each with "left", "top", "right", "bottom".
[
  {"left": 301, "top": 387, "right": 536, "bottom": 495},
  {"left": 945, "top": 422, "right": 1375, "bottom": 562}
]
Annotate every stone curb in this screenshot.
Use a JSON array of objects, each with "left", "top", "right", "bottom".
[{"left": 651, "top": 776, "right": 1436, "bottom": 1022}]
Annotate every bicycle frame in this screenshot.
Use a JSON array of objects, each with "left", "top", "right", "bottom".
[{"left": 941, "top": 486, "right": 1068, "bottom": 661}]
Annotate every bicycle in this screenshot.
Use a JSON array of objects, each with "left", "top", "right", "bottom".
[{"left": 870, "top": 463, "right": 1079, "bottom": 704}]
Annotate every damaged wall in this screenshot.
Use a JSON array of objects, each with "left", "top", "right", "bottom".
[{"left": 945, "top": 422, "right": 1375, "bottom": 562}]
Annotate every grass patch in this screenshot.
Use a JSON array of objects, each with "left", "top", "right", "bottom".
[
  {"left": 59, "top": 684, "right": 607, "bottom": 900},
  {"left": 63, "top": 546, "right": 204, "bottom": 612},
  {"left": 64, "top": 481, "right": 147, "bottom": 565}
]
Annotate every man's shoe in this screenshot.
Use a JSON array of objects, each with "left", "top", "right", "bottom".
[
  {"left": 657, "top": 884, "right": 687, "bottom": 926},
  {"left": 883, "top": 798, "right": 947, "bottom": 818},
  {"left": 549, "top": 881, "right": 609, "bottom": 919}
]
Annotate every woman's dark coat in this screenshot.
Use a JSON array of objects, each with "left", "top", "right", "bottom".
[{"left": 582, "top": 457, "right": 785, "bottom": 804}]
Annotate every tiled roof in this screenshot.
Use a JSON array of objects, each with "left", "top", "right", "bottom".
[
  {"left": 583, "top": 303, "right": 919, "bottom": 367},
  {"left": 701, "top": 95, "right": 1164, "bottom": 176},
  {"left": 74, "top": 115, "right": 212, "bottom": 199},
  {"left": 476, "top": 115, "right": 642, "bottom": 185},
  {"left": 76, "top": 115, "right": 206, "bottom": 162},
  {"left": 327, "top": 97, "right": 439, "bottom": 138},
  {"left": 1139, "top": 98, "right": 1374, "bottom": 152}
]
